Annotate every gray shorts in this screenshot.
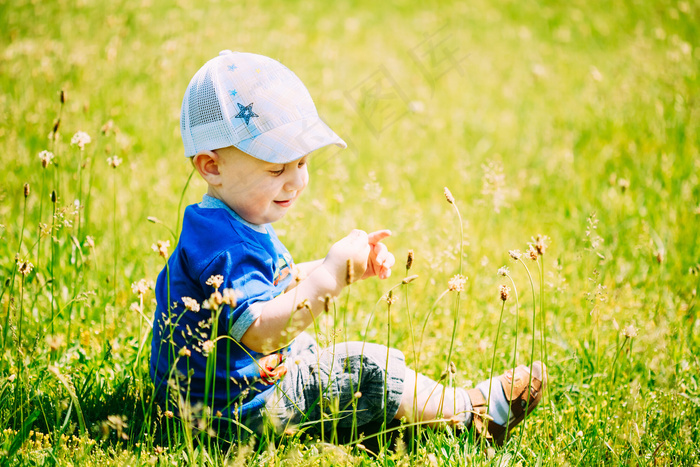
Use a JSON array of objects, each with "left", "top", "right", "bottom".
[{"left": 260, "top": 332, "right": 406, "bottom": 434}]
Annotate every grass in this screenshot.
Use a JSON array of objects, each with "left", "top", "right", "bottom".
[{"left": 1, "top": 0, "right": 699, "bottom": 464}]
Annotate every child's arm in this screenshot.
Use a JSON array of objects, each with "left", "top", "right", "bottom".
[{"left": 240, "top": 229, "right": 394, "bottom": 353}]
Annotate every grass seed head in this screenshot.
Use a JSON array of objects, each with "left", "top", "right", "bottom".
[
  {"left": 205, "top": 274, "right": 224, "bottom": 289},
  {"left": 152, "top": 240, "right": 170, "bottom": 258},
  {"left": 70, "top": 131, "right": 91, "bottom": 150},
  {"left": 346, "top": 258, "right": 354, "bottom": 284},
  {"left": 509, "top": 249, "right": 522, "bottom": 260},
  {"left": 528, "top": 244, "right": 539, "bottom": 261},
  {"left": 497, "top": 266, "right": 509, "bottom": 276},
  {"left": 499, "top": 284, "right": 511, "bottom": 301},
  {"left": 444, "top": 187, "right": 455, "bottom": 204},
  {"left": 448, "top": 274, "right": 466, "bottom": 292},
  {"left": 107, "top": 155, "right": 123, "bottom": 168},
  {"left": 23, "top": 183, "right": 30, "bottom": 198},
  {"left": 182, "top": 297, "right": 200, "bottom": 312},
  {"left": 38, "top": 150, "right": 55, "bottom": 168},
  {"left": 406, "top": 249, "right": 414, "bottom": 271}
]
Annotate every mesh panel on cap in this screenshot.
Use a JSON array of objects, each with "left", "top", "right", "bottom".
[{"left": 182, "top": 65, "right": 237, "bottom": 155}]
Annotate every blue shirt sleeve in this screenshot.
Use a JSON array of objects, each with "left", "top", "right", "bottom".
[{"left": 199, "top": 242, "right": 281, "bottom": 343}]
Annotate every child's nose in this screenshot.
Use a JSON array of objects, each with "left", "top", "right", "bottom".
[{"left": 285, "top": 167, "right": 307, "bottom": 191}]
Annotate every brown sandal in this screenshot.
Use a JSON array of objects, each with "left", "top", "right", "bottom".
[{"left": 468, "top": 361, "right": 547, "bottom": 445}]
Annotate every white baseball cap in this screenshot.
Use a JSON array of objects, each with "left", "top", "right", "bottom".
[{"left": 180, "top": 50, "right": 347, "bottom": 163}]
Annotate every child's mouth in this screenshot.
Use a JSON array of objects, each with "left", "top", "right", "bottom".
[{"left": 274, "top": 199, "right": 293, "bottom": 208}]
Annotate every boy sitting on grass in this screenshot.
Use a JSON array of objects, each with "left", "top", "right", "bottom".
[{"left": 150, "top": 50, "right": 547, "bottom": 445}]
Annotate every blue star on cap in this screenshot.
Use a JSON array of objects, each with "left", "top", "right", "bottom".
[
  {"left": 228, "top": 64, "right": 237, "bottom": 71},
  {"left": 234, "top": 102, "right": 259, "bottom": 125},
  {"left": 229, "top": 89, "right": 238, "bottom": 97}
]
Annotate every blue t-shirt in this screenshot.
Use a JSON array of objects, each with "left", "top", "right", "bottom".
[{"left": 150, "top": 195, "right": 294, "bottom": 420}]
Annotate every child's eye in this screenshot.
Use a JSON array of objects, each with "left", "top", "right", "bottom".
[
  {"left": 298, "top": 160, "right": 306, "bottom": 168},
  {"left": 269, "top": 168, "right": 284, "bottom": 176}
]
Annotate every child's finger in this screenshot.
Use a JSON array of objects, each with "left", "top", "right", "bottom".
[{"left": 367, "top": 229, "right": 391, "bottom": 244}]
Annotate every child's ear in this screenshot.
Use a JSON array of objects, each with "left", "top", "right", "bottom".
[{"left": 192, "top": 150, "right": 221, "bottom": 185}]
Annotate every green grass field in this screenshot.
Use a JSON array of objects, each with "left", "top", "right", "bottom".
[{"left": 1, "top": 0, "right": 699, "bottom": 464}]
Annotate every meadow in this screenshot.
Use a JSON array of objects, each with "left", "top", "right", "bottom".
[{"left": 1, "top": 0, "right": 699, "bottom": 464}]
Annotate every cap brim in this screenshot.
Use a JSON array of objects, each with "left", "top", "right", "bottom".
[{"left": 235, "top": 117, "right": 347, "bottom": 164}]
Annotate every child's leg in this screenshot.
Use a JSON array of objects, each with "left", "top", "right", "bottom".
[
  {"left": 396, "top": 362, "right": 547, "bottom": 444},
  {"left": 395, "top": 368, "right": 472, "bottom": 427}
]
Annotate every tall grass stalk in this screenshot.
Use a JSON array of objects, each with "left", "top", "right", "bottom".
[
  {"left": 441, "top": 187, "right": 463, "bottom": 419},
  {"left": 503, "top": 272, "right": 521, "bottom": 446},
  {"left": 483, "top": 291, "right": 508, "bottom": 452}
]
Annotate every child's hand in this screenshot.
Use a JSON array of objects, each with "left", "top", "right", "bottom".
[
  {"left": 362, "top": 230, "right": 395, "bottom": 280},
  {"left": 322, "top": 229, "right": 372, "bottom": 287}
]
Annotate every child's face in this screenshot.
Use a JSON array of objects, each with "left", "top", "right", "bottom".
[{"left": 212, "top": 146, "right": 309, "bottom": 225}]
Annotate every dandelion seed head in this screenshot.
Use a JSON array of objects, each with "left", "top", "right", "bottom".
[
  {"left": 70, "top": 131, "right": 91, "bottom": 150},
  {"left": 38, "top": 150, "right": 55, "bottom": 168},
  {"left": 448, "top": 274, "right": 467, "bottom": 292}
]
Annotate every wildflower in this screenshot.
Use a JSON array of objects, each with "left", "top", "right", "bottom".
[
  {"left": 202, "top": 291, "right": 223, "bottom": 309},
  {"left": 18, "top": 261, "right": 33, "bottom": 277},
  {"left": 527, "top": 244, "right": 538, "bottom": 261},
  {"left": 129, "top": 302, "right": 141, "bottom": 313},
  {"left": 622, "top": 325, "right": 638, "bottom": 339},
  {"left": 38, "top": 150, "right": 55, "bottom": 168},
  {"left": 205, "top": 274, "right": 224, "bottom": 289},
  {"left": 384, "top": 292, "right": 398, "bottom": 305},
  {"left": 508, "top": 249, "right": 522, "bottom": 260},
  {"left": 531, "top": 234, "right": 550, "bottom": 255},
  {"left": 444, "top": 187, "right": 455, "bottom": 204},
  {"left": 449, "top": 361, "right": 457, "bottom": 374},
  {"left": 221, "top": 288, "right": 238, "bottom": 307},
  {"left": 448, "top": 274, "right": 466, "bottom": 292},
  {"left": 354, "top": 391, "right": 362, "bottom": 399},
  {"left": 131, "top": 279, "right": 150, "bottom": 297},
  {"left": 406, "top": 249, "right": 414, "bottom": 271},
  {"left": 499, "top": 284, "right": 510, "bottom": 301},
  {"left": 202, "top": 340, "right": 215, "bottom": 356},
  {"left": 107, "top": 155, "right": 122, "bottom": 168},
  {"left": 179, "top": 347, "right": 192, "bottom": 357},
  {"left": 618, "top": 178, "right": 630, "bottom": 193},
  {"left": 291, "top": 264, "right": 307, "bottom": 282},
  {"left": 497, "top": 266, "right": 509, "bottom": 277},
  {"left": 163, "top": 410, "right": 174, "bottom": 419},
  {"left": 23, "top": 183, "right": 30, "bottom": 198},
  {"left": 70, "top": 131, "right": 91, "bottom": 150},
  {"left": 85, "top": 235, "right": 95, "bottom": 248},
  {"left": 151, "top": 240, "right": 170, "bottom": 258},
  {"left": 101, "top": 119, "right": 115, "bottom": 136},
  {"left": 182, "top": 297, "right": 200, "bottom": 312}
]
